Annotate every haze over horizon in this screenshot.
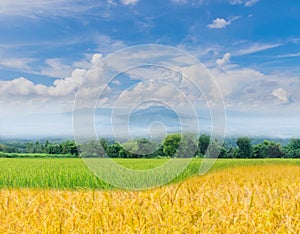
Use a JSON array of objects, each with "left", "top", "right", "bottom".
[{"left": 0, "top": 0, "right": 300, "bottom": 138}]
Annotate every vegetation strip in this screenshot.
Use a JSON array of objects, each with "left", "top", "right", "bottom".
[
  {"left": 0, "top": 158, "right": 299, "bottom": 190},
  {"left": 1, "top": 135, "right": 300, "bottom": 158}
]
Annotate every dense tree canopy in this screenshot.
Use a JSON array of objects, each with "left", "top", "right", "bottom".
[
  {"left": 236, "top": 137, "right": 252, "bottom": 158},
  {"left": 0, "top": 135, "right": 300, "bottom": 158}
]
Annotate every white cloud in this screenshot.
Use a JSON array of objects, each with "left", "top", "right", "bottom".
[
  {"left": 40, "top": 59, "right": 74, "bottom": 79},
  {"left": 120, "top": 0, "right": 139, "bottom": 5},
  {"left": 276, "top": 52, "right": 300, "bottom": 58},
  {"left": 244, "top": 0, "right": 259, "bottom": 7},
  {"left": 107, "top": 0, "right": 118, "bottom": 6},
  {"left": 113, "top": 79, "right": 202, "bottom": 114},
  {"left": 0, "top": 68, "right": 86, "bottom": 100},
  {"left": 94, "top": 34, "right": 127, "bottom": 54},
  {"left": 91, "top": 54, "right": 103, "bottom": 65},
  {"left": 272, "top": 88, "right": 291, "bottom": 104},
  {"left": 208, "top": 18, "right": 230, "bottom": 29},
  {"left": 212, "top": 67, "right": 264, "bottom": 98},
  {"left": 211, "top": 66, "right": 300, "bottom": 112},
  {"left": 207, "top": 17, "right": 239, "bottom": 29},
  {"left": 0, "top": 77, "right": 49, "bottom": 98},
  {"left": 229, "top": 0, "right": 243, "bottom": 4},
  {"left": 170, "top": 0, "right": 189, "bottom": 3},
  {"left": 0, "top": 54, "right": 95, "bottom": 102},
  {"left": 0, "top": 34, "right": 125, "bottom": 80},
  {"left": 1, "top": 50, "right": 300, "bottom": 121},
  {"left": 216, "top": 52, "right": 231, "bottom": 69},
  {"left": 1, "top": 50, "right": 300, "bottom": 137},
  {"left": 0, "top": 57, "right": 34, "bottom": 71},
  {"left": 229, "top": 0, "right": 259, "bottom": 7},
  {"left": 0, "top": 0, "right": 102, "bottom": 18},
  {"left": 170, "top": 0, "right": 205, "bottom": 5},
  {"left": 234, "top": 43, "right": 281, "bottom": 56},
  {"left": 48, "top": 68, "right": 86, "bottom": 97}
]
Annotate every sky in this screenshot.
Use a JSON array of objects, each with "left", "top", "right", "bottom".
[{"left": 0, "top": 0, "right": 300, "bottom": 138}]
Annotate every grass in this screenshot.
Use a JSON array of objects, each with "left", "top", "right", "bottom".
[
  {"left": 0, "top": 158, "right": 299, "bottom": 190},
  {"left": 0, "top": 165, "right": 299, "bottom": 233}
]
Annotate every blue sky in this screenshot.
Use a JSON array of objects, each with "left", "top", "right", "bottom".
[{"left": 0, "top": 0, "right": 300, "bottom": 138}]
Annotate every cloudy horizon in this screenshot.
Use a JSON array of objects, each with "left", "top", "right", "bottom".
[{"left": 0, "top": 0, "right": 299, "bottom": 138}]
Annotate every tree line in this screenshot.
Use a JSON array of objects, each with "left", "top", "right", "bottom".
[
  {"left": 0, "top": 140, "right": 79, "bottom": 156},
  {"left": 0, "top": 134, "right": 300, "bottom": 158}
]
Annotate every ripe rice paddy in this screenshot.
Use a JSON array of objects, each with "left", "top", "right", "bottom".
[{"left": 0, "top": 163, "right": 299, "bottom": 233}]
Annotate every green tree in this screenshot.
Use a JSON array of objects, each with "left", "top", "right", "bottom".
[
  {"left": 70, "top": 142, "right": 79, "bottom": 156},
  {"left": 47, "top": 144, "right": 62, "bottom": 154},
  {"left": 177, "top": 134, "right": 198, "bottom": 158},
  {"left": 119, "top": 148, "right": 130, "bottom": 158},
  {"left": 284, "top": 138, "right": 300, "bottom": 158},
  {"left": 45, "top": 140, "right": 50, "bottom": 154},
  {"left": 225, "top": 147, "right": 234, "bottom": 158},
  {"left": 205, "top": 139, "right": 227, "bottom": 158},
  {"left": 26, "top": 143, "right": 34, "bottom": 153},
  {"left": 236, "top": 137, "right": 252, "bottom": 158},
  {"left": 198, "top": 134, "right": 210, "bottom": 156},
  {"left": 106, "top": 142, "right": 123, "bottom": 158},
  {"left": 34, "top": 141, "right": 41, "bottom": 153},
  {"left": 79, "top": 140, "right": 104, "bottom": 157},
  {"left": 162, "top": 133, "right": 181, "bottom": 157},
  {"left": 99, "top": 138, "right": 109, "bottom": 152},
  {"left": 62, "top": 141, "right": 79, "bottom": 156},
  {"left": 122, "top": 140, "right": 138, "bottom": 158},
  {"left": 289, "top": 139, "right": 300, "bottom": 149},
  {"left": 267, "top": 141, "right": 284, "bottom": 158},
  {"left": 162, "top": 133, "right": 198, "bottom": 158},
  {"left": 137, "top": 138, "right": 159, "bottom": 157},
  {"left": 252, "top": 140, "right": 284, "bottom": 158}
]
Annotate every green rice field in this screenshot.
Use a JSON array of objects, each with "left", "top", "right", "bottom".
[{"left": 0, "top": 158, "right": 299, "bottom": 190}]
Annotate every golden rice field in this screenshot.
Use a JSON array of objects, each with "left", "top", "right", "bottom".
[{"left": 0, "top": 165, "right": 299, "bottom": 233}]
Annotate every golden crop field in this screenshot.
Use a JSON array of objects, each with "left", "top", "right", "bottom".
[{"left": 0, "top": 165, "right": 299, "bottom": 233}]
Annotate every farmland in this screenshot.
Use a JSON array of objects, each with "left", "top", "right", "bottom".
[
  {"left": 0, "top": 164, "right": 299, "bottom": 233},
  {"left": 0, "top": 158, "right": 299, "bottom": 190}
]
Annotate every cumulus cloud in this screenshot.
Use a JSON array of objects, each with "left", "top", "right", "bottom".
[
  {"left": 0, "top": 77, "right": 47, "bottom": 97},
  {"left": 91, "top": 54, "right": 103, "bottom": 65},
  {"left": 0, "top": 53, "right": 108, "bottom": 102},
  {"left": 1, "top": 50, "right": 300, "bottom": 118},
  {"left": 208, "top": 18, "right": 230, "bottom": 29},
  {"left": 103, "top": 48, "right": 299, "bottom": 112},
  {"left": 1, "top": 46, "right": 300, "bottom": 138},
  {"left": 0, "top": 60, "right": 91, "bottom": 105},
  {"left": 0, "top": 68, "right": 87, "bottom": 106},
  {"left": 216, "top": 52, "right": 231, "bottom": 69},
  {"left": 212, "top": 68, "right": 264, "bottom": 98},
  {"left": 126, "top": 66, "right": 182, "bottom": 86},
  {"left": 272, "top": 88, "right": 291, "bottom": 104},
  {"left": 208, "top": 17, "right": 239, "bottom": 29},
  {"left": 210, "top": 66, "right": 300, "bottom": 113},
  {"left": 48, "top": 69, "right": 86, "bottom": 97}
]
